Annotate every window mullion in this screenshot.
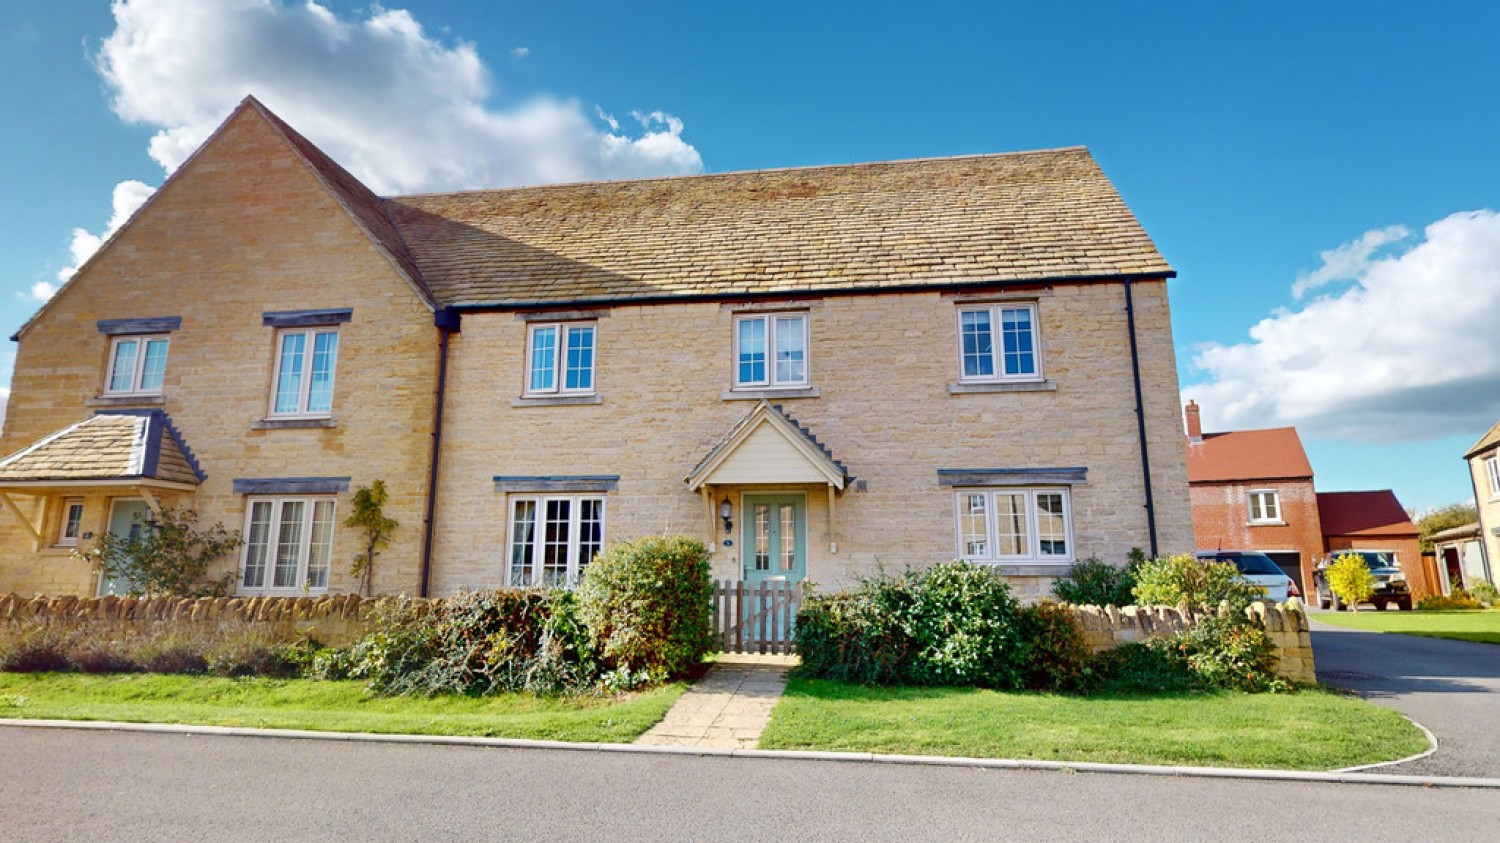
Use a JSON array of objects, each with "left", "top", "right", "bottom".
[
  {"left": 131, "top": 339, "right": 148, "bottom": 393},
  {"left": 297, "top": 330, "right": 314, "bottom": 413}
]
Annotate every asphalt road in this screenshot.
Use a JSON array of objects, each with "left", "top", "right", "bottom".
[
  {"left": 1, "top": 727, "right": 1497, "bottom": 842},
  {"left": 1312, "top": 619, "right": 1500, "bottom": 778}
]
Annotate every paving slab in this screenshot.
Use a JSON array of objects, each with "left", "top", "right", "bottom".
[{"left": 636, "top": 653, "right": 797, "bottom": 749}]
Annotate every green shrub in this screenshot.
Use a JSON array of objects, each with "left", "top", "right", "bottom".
[
  {"left": 339, "top": 590, "right": 603, "bottom": 696},
  {"left": 1417, "top": 591, "right": 1482, "bottom": 610},
  {"left": 1174, "top": 612, "right": 1289, "bottom": 693},
  {"left": 576, "top": 535, "right": 715, "bottom": 681},
  {"left": 1051, "top": 555, "right": 1140, "bottom": 607},
  {"left": 78, "top": 507, "right": 239, "bottom": 597},
  {"left": 1083, "top": 640, "right": 1192, "bottom": 695},
  {"left": 1018, "top": 600, "right": 1092, "bottom": 691},
  {"left": 1132, "top": 553, "right": 1258, "bottom": 610},
  {"left": 1468, "top": 581, "right": 1498, "bottom": 608},
  {"left": 901, "top": 562, "right": 1029, "bottom": 688},
  {"left": 793, "top": 587, "right": 916, "bottom": 685},
  {"left": 795, "top": 561, "right": 1030, "bottom": 689},
  {"left": 1325, "top": 552, "right": 1376, "bottom": 611}
]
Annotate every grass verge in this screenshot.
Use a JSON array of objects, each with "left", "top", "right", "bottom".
[
  {"left": 0, "top": 673, "right": 684, "bottom": 743},
  {"left": 759, "top": 679, "right": 1425, "bottom": 770},
  {"left": 1313, "top": 609, "right": 1500, "bottom": 646}
]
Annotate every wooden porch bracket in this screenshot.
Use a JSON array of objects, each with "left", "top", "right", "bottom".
[
  {"left": 701, "top": 485, "right": 716, "bottom": 553},
  {"left": 139, "top": 488, "right": 163, "bottom": 517},
  {"left": 0, "top": 492, "right": 45, "bottom": 548}
]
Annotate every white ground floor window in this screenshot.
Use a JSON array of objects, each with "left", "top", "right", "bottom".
[
  {"left": 955, "top": 488, "right": 1073, "bottom": 563},
  {"left": 240, "top": 497, "right": 336, "bottom": 593},
  {"left": 508, "top": 496, "right": 605, "bottom": 587}
]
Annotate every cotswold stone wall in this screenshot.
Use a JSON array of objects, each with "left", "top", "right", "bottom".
[
  {"left": 0, "top": 593, "right": 414, "bottom": 647},
  {"left": 1061, "top": 600, "right": 1315, "bottom": 684}
]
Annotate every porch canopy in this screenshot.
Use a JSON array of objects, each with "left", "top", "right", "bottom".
[
  {"left": 0, "top": 410, "right": 203, "bottom": 545},
  {"left": 686, "top": 400, "right": 848, "bottom": 553}
]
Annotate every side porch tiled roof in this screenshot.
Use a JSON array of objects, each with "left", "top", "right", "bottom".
[{"left": 0, "top": 410, "right": 203, "bottom": 486}]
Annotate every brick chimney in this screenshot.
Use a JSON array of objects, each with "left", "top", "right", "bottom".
[{"left": 1184, "top": 400, "right": 1203, "bottom": 443}]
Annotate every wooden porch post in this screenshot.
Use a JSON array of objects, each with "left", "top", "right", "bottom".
[
  {"left": 701, "top": 485, "right": 715, "bottom": 554},
  {"left": 827, "top": 484, "right": 838, "bottom": 555}
]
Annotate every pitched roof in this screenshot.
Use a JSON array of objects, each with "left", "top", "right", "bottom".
[
  {"left": 385, "top": 147, "right": 1172, "bottom": 307},
  {"left": 686, "top": 401, "right": 849, "bottom": 490},
  {"left": 1465, "top": 419, "right": 1500, "bottom": 459},
  {"left": 1317, "top": 490, "right": 1417, "bottom": 538},
  {"left": 1185, "top": 427, "right": 1314, "bottom": 483},
  {"left": 245, "top": 98, "right": 435, "bottom": 309},
  {"left": 0, "top": 411, "right": 203, "bottom": 486}
]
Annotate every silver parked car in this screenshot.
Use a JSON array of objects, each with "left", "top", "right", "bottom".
[{"left": 1195, "top": 550, "right": 1299, "bottom": 602}]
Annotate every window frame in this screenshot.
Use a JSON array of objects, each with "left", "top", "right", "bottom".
[
  {"left": 236, "top": 496, "right": 337, "bottom": 595},
  {"left": 268, "top": 327, "right": 341, "bottom": 418},
  {"left": 103, "top": 334, "right": 171, "bottom": 396},
  {"left": 1486, "top": 456, "right": 1500, "bottom": 499},
  {"left": 732, "top": 312, "right": 810, "bottom": 390},
  {"left": 953, "top": 487, "right": 1074, "bottom": 564},
  {"left": 955, "top": 303, "right": 1043, "bottom": 384},
  {"left": 524, "top": 322, "right": 597, "bottom": 396},
  {"left": 56, "top": 498, "right": 85, "bottom": 547},
  {"left": 1247, "top": 489, "right": 1282, "bottom": 524},
  {"left": 507, "top": 495, "right": 606, "bottom": 588}
]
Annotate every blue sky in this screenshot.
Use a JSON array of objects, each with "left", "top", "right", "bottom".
[{"left": 2, "top": 1, "right": 1497, "bottom": 513}]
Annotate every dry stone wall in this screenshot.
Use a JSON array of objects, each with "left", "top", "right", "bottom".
[
  {"left": 0, "top": 592, "right": 417, "bottom": 647},
  {"left": 1061, "top": 599, "right": 1315, "bottom": 684}
]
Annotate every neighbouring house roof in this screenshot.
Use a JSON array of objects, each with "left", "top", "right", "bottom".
[
  {"left": 686, "top": 401, "right": 849, "bottom": 490},
  {"left": 1465, "top": 419, "right": 1500, "bottom": 459},
  {"left": 1185, "top": 427, "right": 1314, "bottom": 483},
  {"left": 1430, "top": 522, "right": 1481, "bottom": 543},
  {"left": 385, "top": 146, "right": 1173, "bottom": 308},
  {"left": 1317, "top": 490, "right": 1417, "bottom": 538},
  {"left": 0, "top": 411, "right": 203, "bottom": 488}
]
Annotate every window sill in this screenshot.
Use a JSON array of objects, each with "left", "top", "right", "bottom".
[
  {"left": 251, "top": 417, "right": 338, "bottom": 430},
  {"left": 511, "top": 394, "right": 603, "bottom": 408},
  {"left": 722, "top": 387, "right": 820, "bottom": 401},
  {"left": 980, "top": 563, "right": 1074, "bottom": 576},
  {"left": 948, "top": 380, "right": 1056, "bottom": 395},
  {"left": 1247, "top": 520, "right": 1287, "bottom": 527},
  {"left": 87, "top": 394, "right": 166, "bottom": 407}
]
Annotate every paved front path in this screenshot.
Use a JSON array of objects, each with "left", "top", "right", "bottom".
[
  {"left": 636, "top": 653, "right": 797, "bottom": 748},
  {"left": 1312, "top": 620, "right": 1500, "bottom": 778}
]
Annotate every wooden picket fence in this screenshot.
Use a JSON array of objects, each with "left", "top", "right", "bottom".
[{"left": 712, "top": 579, "right": 801, "bottom": 654}]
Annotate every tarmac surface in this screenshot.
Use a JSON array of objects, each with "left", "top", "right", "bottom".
[{"left": 1312, "top": 618, "right": 1500, "bottom": 778}]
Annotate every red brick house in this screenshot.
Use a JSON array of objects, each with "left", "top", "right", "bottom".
[
  {"left": 1184, "top": 401, "right": 1323, "bottom": 594},
  {"left": 1317, "top": 490, "right": 1434, "bottom": 601}
]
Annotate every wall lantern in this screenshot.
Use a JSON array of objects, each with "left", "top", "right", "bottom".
[{"left": 719, "top": 497, "right": 734, "bottom": 534}]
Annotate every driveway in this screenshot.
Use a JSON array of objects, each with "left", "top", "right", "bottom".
[{"left": 1312, "top": 619, "right": 1500, "bottom": 778}]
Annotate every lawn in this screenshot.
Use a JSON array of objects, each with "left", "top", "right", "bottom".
[
  {"left": 0, "top": 673, "right": 685, "bottom": 743},
  {"left": 1313, "top": 609, "right": 1500, "bottom": 646},
  {"left": 758, "top": 679, "right": 1425, "bottom": 770}
]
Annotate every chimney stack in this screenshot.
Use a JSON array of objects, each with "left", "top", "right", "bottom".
[{"left": 1185, "top": 400, "right": 1203, "bottom": 442}]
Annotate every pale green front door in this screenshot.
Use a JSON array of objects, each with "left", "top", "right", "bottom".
[
  {"left": 97, "top": 499, "right": 151, "bottom": 596},
  {"left": 741, "top": 494, "right": 806, "bottom": 584}
]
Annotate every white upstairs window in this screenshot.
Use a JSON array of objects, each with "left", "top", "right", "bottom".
[
  {"left": 1248, "top": 490, "right": 1281, "bottom": 524},
  {"left": 105, "top": 335, "right": 170, "bottom": 395},
  {"left": 270, "top": 328, "right": 340, "bottom": 417},
  {"left": 957, "top": 304, "right": 1041, "bottom": 382},
  {"left": 734, "top": 313, "right": 808, "bottom": 389},
  {"left": 526, "top": 323, "right": 596, "bottom": 395}
]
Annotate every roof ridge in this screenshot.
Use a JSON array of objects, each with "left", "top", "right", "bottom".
[{"left": 386, "top": 146, "right": 1095, "bottom": 202}]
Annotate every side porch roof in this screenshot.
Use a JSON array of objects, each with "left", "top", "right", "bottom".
[{"left": 0, "top": 410, "right": 203, "bottom": 491}]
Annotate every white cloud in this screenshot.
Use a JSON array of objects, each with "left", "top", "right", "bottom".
[
  {"left": 1185, "top": 210, "right": 1500, "bottom": 442},
  {"left": 55, "top": 0, "right": 702, "bottom": 288},
  {"left": 1291, "top": 224, "right": 1409, "bottom": 298},
  {"left": 511, "top": 46, "right": 529, "bottom": 58},
  {"left": 52, "top": 179, "right": 156, "bottom": 287}
]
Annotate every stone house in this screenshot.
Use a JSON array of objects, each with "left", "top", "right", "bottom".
[
  {"left": 1183, "top": 401, "right": 1323, "bottom": 595},
  {"left": 0, "top": 96, "right": 1192, "bottom": 601}
]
